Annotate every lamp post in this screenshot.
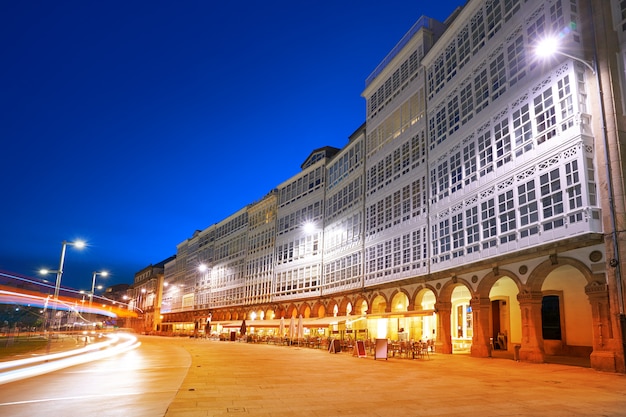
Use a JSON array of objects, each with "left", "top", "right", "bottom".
[
  {"left": 535, "top": 36, "right": 623, "bottom": 315},
  {"left": 40, "top": 239, "right": 86, "bottom": 329},
  {"left": 535, "top": 36, "right": 596, "bottom": 73},
  {"left": 89, "top": 271, "right": 108, "bottom": 321}
]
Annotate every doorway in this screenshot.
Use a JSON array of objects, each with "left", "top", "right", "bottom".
[{"left": 491, "top": 299, "right": 508, "bottom": 351}]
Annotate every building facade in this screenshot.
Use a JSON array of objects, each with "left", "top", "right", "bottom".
[
  {"left": 126, "top": 257, "right": 173, "bottom": 333},
  {"left": 245, "top": 191, "right": 278, "bottom": 307},
  {"left": 152, "top": 0, "right": 625, "bottom": 373}
]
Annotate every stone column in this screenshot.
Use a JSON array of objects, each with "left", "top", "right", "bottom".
[
  {"left": 586, "top": 281, "right": 619, "bottom": 372},
  {"left": 470, "top": 296, "right": 492, "bottom": 358},
  {"left": 434, "top": 301, "right": 452, "bottom": 354},
  {"left": 517, "top": 290, "right": 545, "bottom": 363}
]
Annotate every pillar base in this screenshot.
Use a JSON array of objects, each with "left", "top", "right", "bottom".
[
  {"left": 435, "top": 341, "right": 452, "bottom": 354},
  {"left": 590, "top": 350, "right": 617, "bottom": 373},
  {"left": 519, "top": 347, "right": 545, "bottom": 363},
  {"left": 471, "top": 344, "right": 491, "bottom": 358}
]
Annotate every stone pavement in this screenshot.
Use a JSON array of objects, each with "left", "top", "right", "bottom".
[{"left": 162, "top": 338, "right": 626, "bottom": 417}]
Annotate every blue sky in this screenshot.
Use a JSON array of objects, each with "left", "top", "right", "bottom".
[{"left": 1, "top": 0, "right": 464, "bottom": 291}]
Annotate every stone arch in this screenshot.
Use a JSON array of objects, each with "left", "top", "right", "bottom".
[
  {"left": 370, "top": 293, "right": 389, "bottom": 313},
  {"left": 489, "top": 277, "right": 522, "bottom": 350},
  {"left": 286, "top": 304, "right": 298, "bottom": 318},
  {"left": 476, "top": 268, "right": 523, "bottom": 297},
  {"left": 463, "top": 269, "right": 523, "bottom": 358},
  {"left": 353, "top": 295, "right": 369, "bottom": 315},
  {"left": 338, "top": 296, "right": 354, "bottom": 315},
  {"left": 299, "top": 303, "right": 311, "bottom": 318},
  {"left": 310, "top": 300, "right": 325, "bottom": 318},
  {"left": 408, "top": 285, "right": 424, "bottom": 309},
  {"left": 326, "top": 299, "right": 339, "bottom": 317},
  {"left": 370, "top": 293, "right": 388, "bottom": 314},
  {"left": 275, "top": 304, "right": 287, "bottom": 319},
  {"left": 435, "top": 279, "right": 474, "bottom": 354},
  {"left": 516, "top": 256, "right": 609, "bottom": 367},
  {"left": 438, "top": 278, "right": 475, "bottom": 302},
  {"left": 527, "top": 256, "right": 602, "bottom": 291},
  {"left": 264, "top": 307, "right": 275, "bottom": 320},
  {"left": 413, "top": 286, "right": 438, "bottom": 343},
  {"left": 414, "top": 285, "right": 438, "bottom": 309},
  {"left": 390, "top": 290, "right": 409, "bottom": 312}
]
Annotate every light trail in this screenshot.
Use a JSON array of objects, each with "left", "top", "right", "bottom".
[
  {"left": 0, "top": 334, "right": 117, "bottom": 371},
  {"left": 0, "top": 333, "right": 140, "bottom": 385},
  {"left": 0, "top": 270, "right": 138, "bottom": 318},
  {"left": 0, "top": 288, "right": 117, "bottom": 317}
]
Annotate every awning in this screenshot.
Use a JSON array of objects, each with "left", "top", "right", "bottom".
[
  {"left": 211, "top": 313, "right": 430, "bottom": 329},
  {"left": 215, "top": 317, "right": 361, "bottom": 329},
  {"left": 365, "top": 310, "right": 435, "bottom": 319},
  {"left": 220, "top": 321, "right": 242, "bottom": 329},
  {"left": 246, "top": 319, "right": 283, "bottom": 328},
  {"left": 210, "top": 320, "right": 233, "bottom": 328},
  {"left": 301, "top": 315, "right": 366, "bottom": 328},
  {"left": 219, "top": 319, "right": 283, "bottom": 328}
]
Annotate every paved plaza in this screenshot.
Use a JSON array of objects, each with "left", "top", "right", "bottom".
[{"left": 160, "top": 337, "right": 626, "bottom": 417}]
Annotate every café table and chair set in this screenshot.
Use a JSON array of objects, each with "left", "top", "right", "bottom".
[{"left": 387, "top": 339, "right": 433, "bottom": 359}]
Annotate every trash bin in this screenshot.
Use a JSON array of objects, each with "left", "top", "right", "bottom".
[{"left": 514, "top": 344, "right": 521, "bottom": 361}]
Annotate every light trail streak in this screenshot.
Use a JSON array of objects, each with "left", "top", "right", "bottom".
[
  {"left": 0, "top": 334, "right": 117, "bottom": 371},
  {"left": 0, "top": 333, "right": 140, "bottom": 385},
  {"left": 0, "top": 288, "right": 117, "bottom": 317}
]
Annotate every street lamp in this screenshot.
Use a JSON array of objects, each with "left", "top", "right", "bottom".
[
  {"left": 39, "top": 240, "right": 86, "bottom": 301},
  {"left": 535, "top": 36, "right": 596, "bottom": 73},
  {"left": 40, "top": 240, "right": 86, "bottom": 329},
  {"left": 302, "top": 221, "right": 316, "bottom": 235},
  {"left": 535, "top": 35, "right": 624, "bottom": 315},
  {"left": 89, "top": 271, "right": 108, "bottom": 318}
]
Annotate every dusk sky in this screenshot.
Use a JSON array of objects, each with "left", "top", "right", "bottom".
[{"left": 1, "top": 1, "right": 464, "bottom": 291}]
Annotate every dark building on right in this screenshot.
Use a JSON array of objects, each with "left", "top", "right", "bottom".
[{"left": 159, "top": 0, "right": 626, "bottom": 373}]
